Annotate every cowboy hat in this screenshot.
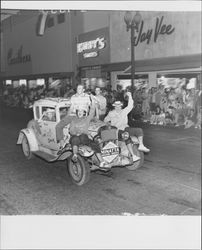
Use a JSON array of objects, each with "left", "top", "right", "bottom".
[{"left": 112, "top": 101, "right": 123, "bottom": 107}]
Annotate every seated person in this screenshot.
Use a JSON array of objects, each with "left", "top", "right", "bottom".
[
  {"left": 157, "top": 110, "right": 166, "bottom": 125},
  {"left": 195, "top": 108, "right": 201, "bottom": 129},
  {"left": 43, "top": 108, "right": 56, "bottom": 122},
  {"left": 165, "top": 111, "right": 174, "bottom": 125},
  {"left": 104, "top": 92, "right": 150, "bottom": 162},
  {"left": 150, "top": 111, "right": 157, "bottom": 124},
  {"left": 56, "top": 97, "right": 108, "bottom": 168},
  {"left": 184, "top": 108, "right": 197, "bottom": 129}
]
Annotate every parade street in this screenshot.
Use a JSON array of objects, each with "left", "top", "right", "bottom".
[{"left": 0, "top": 114, "right": 201, "bottom": 215}]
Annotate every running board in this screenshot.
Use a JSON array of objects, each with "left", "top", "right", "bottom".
[{"left": 34, "top": 151, "right": 58, "bottom": 162}]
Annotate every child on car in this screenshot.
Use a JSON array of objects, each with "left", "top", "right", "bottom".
[{"left": 56, "top": 95, "right": 108, "bottom": 168}]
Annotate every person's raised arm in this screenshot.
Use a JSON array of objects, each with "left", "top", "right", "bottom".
[
  {"left": 104, "top": 112, "right": 111, "bottom": 123},
  {"left": 122, "top": 91, "right": 134, "bottom": 114}
]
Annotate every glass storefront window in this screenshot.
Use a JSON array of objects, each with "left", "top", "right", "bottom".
[
  {"left": 81, "top": 77, "right": 107, "bottom": 91},
  {"left": 6, "top": 80, "right": 12, "bottom": 85},
  {"left": 19, "top": 79, "right": 27, "bottom": 86},
  {"left": 13, "top": 81, "right": 19, "bottom": 88},
  {"left": 37, "top": 79, "right": 45, "bottom": 86},
  {"left": 28, "top": 80, "right": 37, "bottom": 88}
]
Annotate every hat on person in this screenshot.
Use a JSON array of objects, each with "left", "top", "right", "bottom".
[{"left": 112, "top": 100, "right": 123, "bottom": 107}]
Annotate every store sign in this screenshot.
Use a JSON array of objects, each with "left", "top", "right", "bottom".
[
  {"left": 7, "top": 46, "right": 31, "bottom": 65},
  {"left": 133, "top": 16, "right": 175, "bottom": 46},
  {"left": 83, "top": 51, "right": 99, "bottom": 58},
  {"left": 77, "top": 37, "right": 106, "bottom": 57},
  {"left": 77, "top": 27, "right": 110, "bottom": 67}
]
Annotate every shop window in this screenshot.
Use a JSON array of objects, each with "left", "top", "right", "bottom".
[
  {"left": 6, "top": 80, "right": 12, "bottom": 85},
  {"left": 13, "top": 80, "right": 19, "bottom": 88},
  {"left": 19, "top": 79, "right": 27, "bottom": 86},
  {"left": 36, "top": 79, "right": 45, "bottom": 86},
  {"left": 57, "top": 13, "right": 65, "bottom": 24},
  {"left": 46, "top": 16, "right": 54, "bottom": 28}
]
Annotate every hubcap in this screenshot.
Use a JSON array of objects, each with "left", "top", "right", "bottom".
[{"left": 70, "top": 162, "right": 82, "bottom": 181}]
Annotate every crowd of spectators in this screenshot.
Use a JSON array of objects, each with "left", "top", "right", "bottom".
[
  {"left": 2, "top": 80, "right": 201, "bottom": 130},
  {"left": 117, "top": 83, "right": 201, "bottom": 130},
  {"left": 2, "top": 85, "right": 62, "bottom": 108}
]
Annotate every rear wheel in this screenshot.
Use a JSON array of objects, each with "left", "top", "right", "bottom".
[
  {"left": 126, "top": 144, "right": 144, "bottom": 170},
  {"left": 21, "top": 135, "right": 33, "bottom": 160},
  {"left": 67, "top": 155, "right": 90, "bottom": 186}
]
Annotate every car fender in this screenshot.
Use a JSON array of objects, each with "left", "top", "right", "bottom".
[{"left": 17, "top": 128, "right": 39, "bottom": 152}]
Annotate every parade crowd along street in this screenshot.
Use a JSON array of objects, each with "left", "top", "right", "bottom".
[{"left": 2, "top": 78, "right": 201, "bottom": 129}]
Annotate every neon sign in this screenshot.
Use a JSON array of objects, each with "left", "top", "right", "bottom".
[{"left": 77, "top": 37, "right": 106, "bottom": 54}]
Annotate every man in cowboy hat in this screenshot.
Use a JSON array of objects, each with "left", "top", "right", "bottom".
[{"left": 104, "top": 92, "right": 150, "bottom": 162}]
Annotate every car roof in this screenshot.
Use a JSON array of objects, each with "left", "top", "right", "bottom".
[{"left": 33, "top": 98, "right": 71, "bottom": 108}]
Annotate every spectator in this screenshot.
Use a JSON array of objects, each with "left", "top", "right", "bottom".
[
  {"left": 94, "top": 87, "right": 107, "bottom": 120},
  {"left": 184, "top": 109, "right": 197, "bottom": 129},
  {"left": 141, "top": 87, "right": 150, "bottom": 119},
  {"left": 157, "top": 110, "right": 166, "bottom": 125},
  {"left": 149, "top": 87, "right": 156, "bottom": 114},
  {"left": 195, "top": 107, "right": 201, "bottom": 129},
  {"left": 165, "top": 111, "right": 174, "bottom": 125}
]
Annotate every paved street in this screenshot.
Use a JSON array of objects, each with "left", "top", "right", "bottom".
[{"left": 0, "top": 111, "right": 201, "bottom": 215}]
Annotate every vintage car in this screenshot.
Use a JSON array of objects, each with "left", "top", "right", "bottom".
[{"left": 17, "top": 98, "right": 144, "bottom": 186}]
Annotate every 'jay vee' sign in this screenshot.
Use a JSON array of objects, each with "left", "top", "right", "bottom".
[{"left": 133, "top": 15, "right": 175, "bottom": 46}]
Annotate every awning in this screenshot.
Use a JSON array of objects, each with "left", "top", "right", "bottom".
[
  {"left": 123, "top": 54, "right": 202, "bottom": 74},
  {"left": 102, "top": 54, "right": 202, "bottom": 74}
]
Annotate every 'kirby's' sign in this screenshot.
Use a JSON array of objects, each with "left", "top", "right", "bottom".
[{"left": 133, "top": 16, "right": 175, "bottom": 46}]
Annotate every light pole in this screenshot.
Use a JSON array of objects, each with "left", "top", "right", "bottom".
[{"left": 124, "top": 11, "right": 142, "bottom": 95}]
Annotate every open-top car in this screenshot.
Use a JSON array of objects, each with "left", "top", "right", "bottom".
[{"left": 17, "top": 98, "right": 144, "bottom": 185}]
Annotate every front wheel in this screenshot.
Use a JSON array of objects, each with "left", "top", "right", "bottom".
[
  {"left": 21, "top": 135, "right": 34, "bottom": 160},
  {"left": 126, "top": 144, "right": 144, "bottom": 170},
  {"left": 67, "top": 155, "right": 90, "bottom": 186}
]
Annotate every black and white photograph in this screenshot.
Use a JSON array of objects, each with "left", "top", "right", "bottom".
[{"left": 0, "top": 1, "right": 201, "bottom": 249}]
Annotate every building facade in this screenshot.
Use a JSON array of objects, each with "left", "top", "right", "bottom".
[{"left": 0, "top": 10, "right": 201, "bottom": 92}]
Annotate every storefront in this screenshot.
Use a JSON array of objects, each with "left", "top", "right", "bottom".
[
  {"left": 77, "top": 27, "right": 111, "bottom": 90},
  {"left": 1, "top": 10, "right": 75, "bottom": 95},
  {"left": 105, "top": 11, "right": 201, "bottom": 91}
]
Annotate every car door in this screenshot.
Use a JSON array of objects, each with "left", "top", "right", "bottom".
[{"left": 38, "top": 107, "right": 58, "bottom": 150}]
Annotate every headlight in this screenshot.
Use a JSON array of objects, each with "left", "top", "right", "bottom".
[{"left": 122, "top": 131, "right": 129, "bottom": 140}]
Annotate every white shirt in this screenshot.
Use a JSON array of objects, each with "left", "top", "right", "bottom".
[
  {"left": 70, "top": 93, "right": 91, "bottom": 113},
  {"left": 95, "top": 94, "right": 107, "bottom": 115},
  {"left": 104, "top": 95, "right": 133, "bottom": 130}
]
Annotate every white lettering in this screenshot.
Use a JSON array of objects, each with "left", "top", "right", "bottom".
[
  {"left": 98, "top": 37, "right": 105, "bottom": 50},
  {"left": 83, "top": 52, "right": 98, "bottom": 58},
  {"left": 77, "top": 37, "right": 106, "bottom": 53}
]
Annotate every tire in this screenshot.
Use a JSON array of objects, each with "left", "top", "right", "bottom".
[
  {"left": 21, "top": 135, "right": 34, "bottom": 160},
  {"left": 67, "top": 155, "right": 90, "bottom": 186},
  {"left": 126, "top": 144, "right": 144, "bottom": 171}
]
